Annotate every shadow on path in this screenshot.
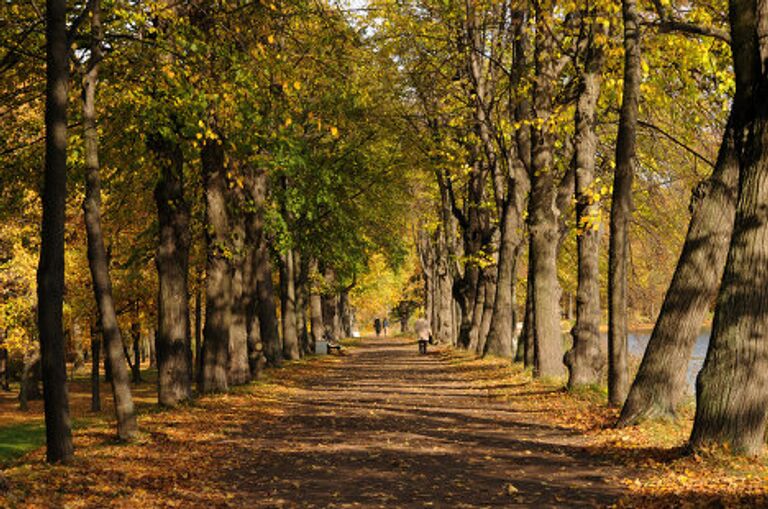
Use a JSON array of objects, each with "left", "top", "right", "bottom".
[{"left": 219, "top": 338, "right": 627, "bottom": 508}]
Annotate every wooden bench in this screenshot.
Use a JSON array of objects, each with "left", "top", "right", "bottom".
[{"left": 327, "top": 341, "right": 342, "bottom": 354}]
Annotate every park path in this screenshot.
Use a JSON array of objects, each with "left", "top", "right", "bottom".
[{"left": 227, "top": 337, "right": 627, "bottom": 508}]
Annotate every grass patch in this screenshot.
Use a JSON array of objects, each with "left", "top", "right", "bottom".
[{"left": 0, "top": 422, "right": 46, "bottom": 465}]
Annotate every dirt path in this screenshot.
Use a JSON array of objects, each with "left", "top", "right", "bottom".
[{"left": 229, "top": 337, "right": 627, "bottom": 508}]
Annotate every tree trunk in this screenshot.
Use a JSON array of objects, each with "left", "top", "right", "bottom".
[
  {"left": 242, "top": 178, "right": 266, "bottom": 378},
  {"left": 477, "top": 268, "right": 496, "bottom": 355},
  {"left": 485, "top": 199, "right": 524, "bottom": 358},
  {"left": 322, "top": 292, "right": 338, "bottom": 340},
  {"left": 227, "top": 197, "right": 250, "bottom": 386},
  {"left": 618, "top": 110, "right": 739, "bottom": 426},
  {"left": 90, "top": 322, "right": 101, "bottom": 412},
  {"left": 690, "top": 0, "right": 768, "bottom": 455},
  {"left": 200, "top": 139, "right": 230, "bottom": 393},
  {"left": 255, "top": 236, "right": 281, "bottom": 365},
  {"left": 294, "top": 252, "right": 310, "bottom": 356},
  {"left": 148, "top": 328, "right": 157, "bottom": 368},
  {"left": 19, "top": 352, "right": 42, "bottom": 411},
  {"left": 151, "top": 132, "right": 192, "bottom": 406},
  {"left": 309, "top": 259, "right": 323, "bottom": 352},
  {"left": 608, "top": 0, "right": 641, "bottom": 406},
  {"left": 565, "top": 14, "right": 607, "bottom": 389},
  {"left": 280, "top": 249, "right": 300, "bottom": 360},
  {"left": 467, "top": 272, "right": 487, "bottom": 352},
  {"left": 1, "top": 347, "right": 9, "bottom": 391},
  {"left": 38, "top": 0, "right": 74, "bottom": 463},
  {"left": 131, "top": 301, "right": 141, "bottom": 384},
  {"left": 194, "top": 276, "right": 203, "bottom": 380},
  {"left": 339, "top": 290, "right": 353, "bottom": 338},
  {"left": 529, "top": 2, "right": 564, "bottom": 379},
  {"left": 244, "top": 237, "right": 263, "bottom": 378},
  {"left": 433, "top": 215, "right": 456, "bottom": 345}
]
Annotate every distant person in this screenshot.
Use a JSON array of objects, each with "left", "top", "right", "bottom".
[
  {"left": 374, "top": 317, "right": 382, "bottom": 337},
  {"left": 414, "top": 316, "right": 432, "bottom": 355},
  {"left": 382, "top": 317, "right": 389, "bottom": 337}
]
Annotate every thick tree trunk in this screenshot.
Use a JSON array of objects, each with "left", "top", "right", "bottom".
[
  {"left": 529, "top": 3, "right": 564, "bottom": 379},
  {"left": 618, "top": 111, "right": 739, "bottom": 426},
  {"left": 242, "top": 167, "right": 280, "bottom": 366},
  {"left": 38, "top": 0, "right": 74, "bottom": 463},
  {"left": 690, "top": 0, "right": 768, "bottom": 455},
  {"left": 608, "top": 0, "right": 641, "bottom": 406},
  {"left": 280, "top": 249, "right": 300, "bottom": 360},
  {"left": 564, "top": 15, "right": 607, "bottom": 389},
  {"left": 152, "top": 133, "right": 192, "bottom": 406},
  {"left": 242, "top": 180, "right": 265, "bottom": 378},
  {"left": 485, "top": 199, "right": 524, "bottom": 358},
  {"left": 467, "top": 272, "right": 487, "bottom": 352},
  {"left": 339, "top": 290, "right": 353, "bottom": 338},
  {"left": 150, "top": 5, "right": 193, "bottom": 407},
  {"left": 255, "top": 237, "right": 281, "bottom": 365},
  {"left": 19, "top": 352, "right": 42, "bottom": 411},
  {"left": 322, "top": 292, "right": 338, "bottom": 340},
  {"left": 244, "top": 239, "right": 263, "bottom": 378},
  {"left": 200, "top": 140, "right": 230, "bottom": 393},
  {"left": 228, "top": 217, "right": 250, "bottom": 386},
  {"left": 90, "top": 322, "right": 101, "bottom": 412},
  {"left": 476, "top": 269, "right": 496, "bottom": 355}
]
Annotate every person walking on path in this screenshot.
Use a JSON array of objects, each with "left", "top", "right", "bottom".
[
  {"left": 374, "top": 318, "right": 382, "bottom": 337},
  {"left": 382, "top": 317, "right": 389, "bottom": 337},
  {"left": 414, "top": 316, "right": 432, "bottom": 354}
]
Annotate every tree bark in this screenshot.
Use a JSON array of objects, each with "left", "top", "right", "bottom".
[
  {"left": 477, "top": 268, "right": 496, "bottom": 355},
  {"left": 245, "top": 168, "right": 281, "bottom": 366},
  {"left": 148, "top": 328, "right": 157, "bottom": 369},
  {"left": 618, "top": 110, "right": 739, "bottom": 426},
  {"left": 243, "top": 175, "right": 265, "bottom": 378},
  {"left": 608, "top": 0, "right": 641, "bottom": 406},
  {"left": 517, "top": 251, "right": 536, "bottom": 367},
  {"left": 528, "top": 1, "right": 564, "bottom": 379},
  {"left": 19, "top": 351, "right": 42, "bottom": 411},
  {"left": 228, "top": 212, "right": 250, "bottom": 386},
  {"left": 485, "top": 199, "right": 524, "bottom": 358},
  {"left": 564, "top": 13, "right": 607, "bottom": 389},
  {"left": 309, "top": 259, "right": 323, "bottom": 352},
  {"left": 689, "top": 0, "right": 768, "bottom": 454},
  {"left": 294, "top": 252, "right": 310, "bottom": 356},
  {"left": 200, "top": 139, "right": 230, "bottom": 393},
  {"left": 38, "top": 0, "right": 74, "bottom": 463},
  {"left": 339, "top": 290, "right": 353, "bottom": 338},
  {"left": 1, "top": 346, "right": 9, "bottom": 391},
  {"left": 130, "top": 302, "right": 141, "bottom": 384},
  {"left": 194, "top": 274, "right": 203, "bottom": 380},
  {"left": 280, "top": 249, "right": 300, "bottom": 360},
  {"left": 150, "top": 5, "right": 193, "bottom": 408},
  {"left": 90, "top": 322, "right": 101, "bottom": 412}
]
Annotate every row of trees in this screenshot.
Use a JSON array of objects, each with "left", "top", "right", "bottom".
[
  {"left": 5, "top": 0, "right": 413, "bottom": 463},
  {"left": 395, "top": 0, "right": 768, "bottom": 455}
]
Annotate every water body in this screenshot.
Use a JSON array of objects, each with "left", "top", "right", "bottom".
[{"left": 627, "top": 330, "right": 710, "bottom": 394}]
